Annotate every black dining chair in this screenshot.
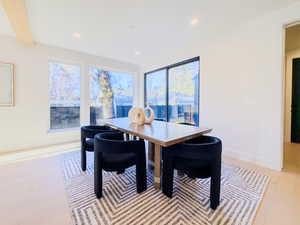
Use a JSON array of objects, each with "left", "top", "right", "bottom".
[
  {"left": 162, "top": 135, "right": 222, "bottom": 209},
  {"left": 94, "top": 132, "right": 147, "bottom": 198},
  {"left": 154, "top": 118, "right": 166, "bottom": 121},
  {"left": 176, "top": 122, "right": 195, "bottom": 176},
  {"left": 177, "top": 122, "right": 194, "bottom": 126},
  {"left": 81, "top": 125, "right": 114, "bottom": 171}
]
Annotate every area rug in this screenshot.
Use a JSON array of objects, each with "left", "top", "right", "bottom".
[{"left": 61, "top": 151, "right": 269, "bottom": 225}]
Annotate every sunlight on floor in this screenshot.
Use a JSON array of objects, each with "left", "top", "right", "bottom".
[{"left": 0, "top": 142, "right": 80, "bottom": 166}]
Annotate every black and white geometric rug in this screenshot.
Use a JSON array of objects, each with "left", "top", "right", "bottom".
[{"left": 61, "top": 151, "right": 269, "bottom": 225}]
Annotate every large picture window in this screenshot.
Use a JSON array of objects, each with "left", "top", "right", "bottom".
[
  {"left": 145, "top": 57, "right": 199, "bottom": 126},
  {"left": 144, "top": 69, "right": 167, "bottom": 121},
  {"left": 89, "top": 67, "right": 133, "bottom": 124},
  {"left": 49, "top": 62, "right": 81, "bottom": 130}
]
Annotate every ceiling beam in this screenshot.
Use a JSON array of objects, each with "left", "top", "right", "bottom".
[{"left": 2, "top": 0, "right": 33, "bottom": 44}]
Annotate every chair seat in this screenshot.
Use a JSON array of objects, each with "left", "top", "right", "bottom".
[{"left": 102, "top": 153, "right": 136, "bottom": 171}]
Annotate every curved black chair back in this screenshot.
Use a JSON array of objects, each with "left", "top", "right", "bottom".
[
  {"left": 178, "top": 122, "right": 194, "bottom": 126},
  {"left": 94, "top": 132, "right": 147, "bottom": 198},
  {"left": 81, "top": 125, "right": 113, "bottom": 139},
  {"left": 155, "top": 118, "right": 165, "bottom": 121},
  {"left": 81, "top": 125, "right": 114, "bottom": 171},
  {"left": 162, "top": 135, "right": 222, "bottom": 210},
  {"left": 95, "top": 132, "right": 144, "bottom": 154},
  {"left": 170, "top": 136, "right": 222, "bottom": 160}
]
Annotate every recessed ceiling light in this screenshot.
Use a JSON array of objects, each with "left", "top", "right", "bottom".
[
  {"left": 190, "top": 18, "right": 199, "bottom": 26},
  {"left": 129, "top": 25, "right": 136, "bottom": 29},
  {"left": 73, "top": 32, "right": 81, "bottom": 39},
  {"left": 134, "top": 51, "right": 141, "bottom": 56}
]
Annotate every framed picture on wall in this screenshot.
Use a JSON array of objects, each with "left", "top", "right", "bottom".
[{"left": 0, "top": 62, "right": 15, "bottom": 106}]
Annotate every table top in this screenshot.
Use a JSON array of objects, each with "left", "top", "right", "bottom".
[{"left": 105, "top": 118, "right": 212, "bottom": 147}]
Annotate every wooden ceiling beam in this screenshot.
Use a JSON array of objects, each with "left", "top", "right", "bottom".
[{"left": 2, "top": 0, "right": 33, "bottom": 45}]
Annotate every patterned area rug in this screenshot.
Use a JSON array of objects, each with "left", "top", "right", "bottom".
[{"left": 61, "top": 151, "right": 269, "bottom": 225}]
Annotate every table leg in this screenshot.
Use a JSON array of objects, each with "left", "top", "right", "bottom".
[
  {"left": 148, "top": 142, "right": 155, "bottom": 169},
  {"left": 154, "top": 144, "right": 161, "bottom": 189}
]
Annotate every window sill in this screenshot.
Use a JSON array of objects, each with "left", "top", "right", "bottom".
[{"left": 48, "top": 127, "right": 80, "bottom": 134}]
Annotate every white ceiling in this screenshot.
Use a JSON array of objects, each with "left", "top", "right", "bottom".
[
  {"left": 0, "top": 0, "right": 299, "bottom": 68},
  {"left": 0, "top": 4, "right": 14, "bottom": 36}
]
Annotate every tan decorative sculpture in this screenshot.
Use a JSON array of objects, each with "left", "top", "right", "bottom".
[
  {"left": 128, "top": 107, "right": 145, "bottom": 125},
  {"left": 128, "top": 106, "right": 155, "bottom": 125}
]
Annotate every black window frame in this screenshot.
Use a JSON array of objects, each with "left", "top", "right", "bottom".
[{"left": 144, "top": 56, "right": 200, "bottom": 125}]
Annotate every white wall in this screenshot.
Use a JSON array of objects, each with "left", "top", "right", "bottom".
[
  {"left": 2, "top": 2, "right": 300, "bottom": 171},
  {"left": 0, "top": 35, "right": 140, "bottom": 153},
  {"left": 140, "top": 2, "right": 300, "bottom": 171},
  {"left": 284, "top": 48, "right": 300, "bottom": 142}
]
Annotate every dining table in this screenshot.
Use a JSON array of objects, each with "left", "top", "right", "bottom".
[{"left": 105, "top": 118, "right": 212, "bottom": 189}]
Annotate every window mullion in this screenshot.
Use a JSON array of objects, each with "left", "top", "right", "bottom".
[{"left": 166, "top": 68, "right": 169, "bottom": 122}]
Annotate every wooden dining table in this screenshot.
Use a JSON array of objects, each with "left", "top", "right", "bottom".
[{"left": 105, "top": 118, "right": 212, "bottom": 189}]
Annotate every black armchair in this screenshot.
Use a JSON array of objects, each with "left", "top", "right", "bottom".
[
  {"left": 154, "top": 118, "right": 165, "bottom": 121},
  {"left": 176, "top": 122, "right": 195, "bottom": 176},
  {"left": 94, "top": 132, "right": 147, "bottom": 198},
  {"left": 81, "top": 125, "right": 113, "bottom": 171},
  {"left": 178, "top": 122, "right": 194, "bottom": 126},
  {"left": 162, "top": 135, "right": 222, "bottom": 209}
]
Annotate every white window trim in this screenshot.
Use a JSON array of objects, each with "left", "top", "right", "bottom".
[
  {"left": 47, "top": 59, "right": 83, "bottom": 132},
  {"left": 87, "top": 64, "right": 138, "bottom": 123},
  {"left": 47, "top": 59, "right": 140, "bottom": 133}
]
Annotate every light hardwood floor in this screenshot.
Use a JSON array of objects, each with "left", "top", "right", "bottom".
[
  {"left": 0, "top": 143, "right": 299, "bottom": 225},
  {"left": 227, "top": 143, "right": 300, "bottom": 225}
]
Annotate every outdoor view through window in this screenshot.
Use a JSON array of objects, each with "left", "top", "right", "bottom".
[
  {"left": 49, "top": 58, "right": 195, "bottom": 129},
  {"left": 49, "top": 62, "right": 80, "bottom": 130},
  {"left": 145, "top": 58, "right": 199, "bottom": 126},
  {"left": 89, "top": 67, "right": 133, "bottom": 125},
  {"left": 145, "top": 69, "right": 167, "bottom": 121}
]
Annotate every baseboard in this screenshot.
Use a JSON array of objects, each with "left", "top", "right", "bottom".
[
  {"left": 0, "top": 141, "right": 80, "bottom": 165},
  {"left": 223, "top": 148, "right": 281, "bottom": 171}
]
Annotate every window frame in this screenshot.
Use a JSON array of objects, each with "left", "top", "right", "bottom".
[
  {"left": 144, "top": 56, "right": 200, "bottom": 124},
  {"left": 88, "top": 64, "right": 136, "bottom": 124},
  {"left": 87, "top": 63, "right": 138, "bottom": 105},
  {"left": 48, "top": 59, "right": 82, "bottom": 132}
]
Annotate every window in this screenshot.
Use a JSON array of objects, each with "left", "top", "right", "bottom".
[
  {"left": 145, "top": 57, "right": 199, "bottom": 126},
  {"left": 49, "top": 62, "right": 80, "bottom": 130},
  {"left": 168, "top": 61, "right": 199, "bottom": 125},
  {"left": 145, "top": 69, "right": 167, "bottom": 121},
  {"left": 89, "top": 67, "right": 134, "bottom": 124}
]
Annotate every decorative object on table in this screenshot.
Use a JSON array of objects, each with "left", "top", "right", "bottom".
[
  {"left": 128, "top": 107, "right": 146, "bottom": 125},
  {"left": 144, "top": 105, "right": 155, "bottom": 124},
  {"left": 0, "top": 62, "right": 14, "bottom": 106},
  {"left": 128, "top": 106, "right": 155, "bottom": 125}
]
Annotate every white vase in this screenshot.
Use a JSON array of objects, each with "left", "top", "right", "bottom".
[{"left": 144, "top": 106, "right": 155, "bottom": 124}]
